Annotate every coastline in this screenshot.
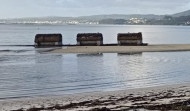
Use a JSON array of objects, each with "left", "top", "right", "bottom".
[
  {"left": 1, "top": 83, "right": 190, "bottom": 111},
  {"left": 2, "top": 44, "right": 190, "bottom": 111},
  {"left": 49, "top": 44, "right": 190, "bottom": 54}
]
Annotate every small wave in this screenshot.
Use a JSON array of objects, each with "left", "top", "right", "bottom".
[
  {"left": 0, "top": 49, "right": 31, "bottom": 53},
  {"left": 0, "top": 57, "right": 8, "bottom": 62},
  {"left": 0, "top": 50, "right": 11, "bottom": 52}
]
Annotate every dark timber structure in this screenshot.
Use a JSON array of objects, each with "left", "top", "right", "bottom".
[
  {"left": 117, "top": 32, "right": 143, "bottom": 46},
  {"left": 77, "top": 33, "right": 103, "bottom": 46},
  {"left": 35, "top": 34, "right": 62, "bottom": 47}
]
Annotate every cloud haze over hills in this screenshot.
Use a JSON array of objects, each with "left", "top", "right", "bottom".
[{"left": 0, "top": 0, "right": 190, "bottom": 18}]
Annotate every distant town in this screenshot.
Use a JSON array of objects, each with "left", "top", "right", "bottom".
[{"left": 0, "top": 10, "right": 190, "bottom": 25}]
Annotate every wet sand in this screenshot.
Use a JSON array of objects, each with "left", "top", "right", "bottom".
[
  {"left": 49, "top": 44, "right": 190, "bottom": 54},
  {"left": 1, "top": 83, "right": 190, "bottom": 111}
]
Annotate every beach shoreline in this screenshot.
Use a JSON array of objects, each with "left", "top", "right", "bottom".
[
  {"left": 2, "top": 44, "right": 190, "bottom": 111},
  {"left": 1, "top": 83, "right": 190, "bottom": 111},
  {"left": 49, "top": 44, "right": 190, "bottom": 54}
]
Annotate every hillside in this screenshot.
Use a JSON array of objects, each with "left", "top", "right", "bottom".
[
  {"left": 0, "top": 9, "right": 190, "bottom": 25},
  {"left": 78, "top": 14, "right": 164, "bottom": 21},
  {"left": 173, "top": 10, "right": 190, "bottom": 17}
]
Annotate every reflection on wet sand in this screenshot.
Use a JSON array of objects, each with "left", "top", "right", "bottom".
[
  {"left": 77, "top": 53, "right": 103, "bottom": 57},
  {"left": 117, "top": 52, "right": 142, "bottom": 56}
]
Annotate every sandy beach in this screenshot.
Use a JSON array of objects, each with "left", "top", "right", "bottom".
[
  {"left": 1, "top": 44, "right": 190, "bottom": 111},
  {"left": 49, "top": 44, "right": 190, "bottom": 54},
  {"left": 1, "top": 83, "right": 190, "bottom": 111}
]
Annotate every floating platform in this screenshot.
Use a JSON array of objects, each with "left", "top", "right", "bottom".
[{"left": 34, "top": 34, "right": 62, "bottom": 47}]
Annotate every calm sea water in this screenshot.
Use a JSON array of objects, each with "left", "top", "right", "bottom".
[{"left": 0, "top": 24, "right": 190, "bottom": 99}]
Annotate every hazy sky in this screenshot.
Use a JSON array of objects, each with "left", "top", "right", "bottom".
[{"left": 0, "top": 0, "right": 190, "bottom": 18}]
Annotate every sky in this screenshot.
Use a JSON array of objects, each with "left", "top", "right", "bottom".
[{"left": 0, "top": 0, "right": 190, "bottom": 18}]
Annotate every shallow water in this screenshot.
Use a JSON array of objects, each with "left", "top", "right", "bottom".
[
  {"left": 0, "top": 24, "right": 190, "bottom": 45},
  {"left": 1, "top": 50, "right": 190, "bottom": 99},
  {"left": 0, "top": 24, "right": 190, "bottom": 99}
]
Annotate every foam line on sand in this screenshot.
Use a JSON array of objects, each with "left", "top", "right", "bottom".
[{"left": 1, "top": 83, "right": 190, "bottom": 111}]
